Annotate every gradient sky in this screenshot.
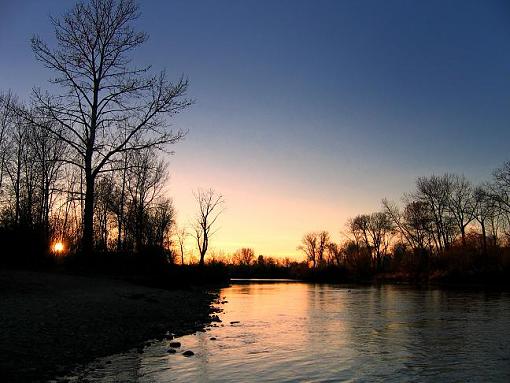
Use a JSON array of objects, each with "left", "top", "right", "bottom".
[{"left": 1, "top": 0, "right": 510, "bottom": 259}]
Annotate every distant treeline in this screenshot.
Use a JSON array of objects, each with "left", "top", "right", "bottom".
[
  {"left": 200, "top": 165, "right": 510, "bottom": 285},
  {"left": 294, "top": 166, "right": 510, "bottom": 284},
  {"left": 1, "top": 0, "right": 509, "bottom": 287}
]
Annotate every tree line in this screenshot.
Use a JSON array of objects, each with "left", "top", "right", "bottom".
[
  {"left": 0, "top": 0, "right": 225, "bottom": 270},
  {"left": 298, "top": 166, "right": 510, "bottom": 282},
  {"left": 0, "top": 90, "right": 179, "bottom": 262}
]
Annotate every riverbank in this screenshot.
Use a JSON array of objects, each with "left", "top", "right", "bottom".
[{"left": 0, "top": 270, "right": 219, "bottom": 382}]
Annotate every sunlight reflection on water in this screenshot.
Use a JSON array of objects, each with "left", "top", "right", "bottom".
[{"left": 64, "top": 283, "right": 510, "bottom": 382}]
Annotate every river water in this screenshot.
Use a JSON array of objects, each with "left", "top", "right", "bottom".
[{"left": 65, "top": 282, "right": 510, "bottom": 382}]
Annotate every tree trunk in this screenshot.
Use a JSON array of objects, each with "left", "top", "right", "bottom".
[
  {"left": 480, "top": 220, "right": 487, "bottom": 256},
  {"left": 199, "top": 234, "right": 207, "bottom": 266},
  {"left": 135, "top": 211, "right": 143, "bottom": 253},
  {"left": 82, "top": 75, "right": 99, "bottom": 256},
  {"left": 116, "top": 157, "right": 127, "bottom": 252},
  {"left": 82, "top": 172, "right": 95, "bottom": 256}
]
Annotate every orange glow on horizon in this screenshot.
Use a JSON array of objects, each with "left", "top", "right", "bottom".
[
  {"left": 52, "top": 241, "right": 64, "bottom": 253},
  {"left": 168, "top": 153, "right": 392, "bottom": 262}
]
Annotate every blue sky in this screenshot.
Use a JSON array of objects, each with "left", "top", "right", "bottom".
[{"left": 1, "top": 0, "right": 509, "bottom": 257}]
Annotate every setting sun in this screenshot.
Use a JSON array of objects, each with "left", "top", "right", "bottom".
[
  {"left": 53, "top": 242, "right": 64, "bottom": 253},
  {"left": 1, "top": 0, "right": 510, "bottom": 381}
]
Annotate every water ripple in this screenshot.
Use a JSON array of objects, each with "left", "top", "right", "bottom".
[{"left": 63, "top": 283, "right": 510, "bottom": 383}]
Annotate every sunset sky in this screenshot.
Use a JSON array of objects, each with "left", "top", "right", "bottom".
[{"left": 1, "top": 0, "right": 510, "bottom": 258}]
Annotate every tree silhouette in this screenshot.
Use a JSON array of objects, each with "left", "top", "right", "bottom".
[
  {"left": 414, "top": 175, "right": 456, "bottom": 251},
  {"left": 447, "top": 174, "right": 475, "bottom": 246},
  {"left": 298, "top": 231, "right": 330, "bottom": 268},
  {"left": 232, "top": 248, "right": 255, "bottom": 266},
  {"left": 192, "top": 188, "right": 224, "bottom": 266},
  {"left": 25, "top": 0, "right": 191, "bottom": 255},
  {"left": 298, "top": 232, "right": 318, "bottom": 268},
  {"left": 175, "top": 226, "right": 188, "bottom": 265}
]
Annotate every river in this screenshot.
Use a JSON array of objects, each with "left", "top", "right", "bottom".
[{"left": 63, "top": 282, "right": 510, "bottom": 382}]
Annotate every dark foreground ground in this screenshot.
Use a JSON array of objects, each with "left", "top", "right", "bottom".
[{"left": 0, "top": 270, "right": 218, "bottom": 382}]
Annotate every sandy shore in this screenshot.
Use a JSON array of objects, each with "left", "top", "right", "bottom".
[{"left": 0, "top": 270, "right": 218, "bottom": 382}]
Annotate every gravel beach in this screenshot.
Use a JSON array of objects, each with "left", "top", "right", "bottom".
[{"left": 0, "top": 270, "right": 218, "bottom": 382}]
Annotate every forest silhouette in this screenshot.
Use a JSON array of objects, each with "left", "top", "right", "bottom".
[{"left": 0, "top": 0, "right": 509, "bottom": 286}]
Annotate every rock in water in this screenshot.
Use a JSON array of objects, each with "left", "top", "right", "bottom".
[
  {"left": 182, "top": 350, "right": 194, "bottom": 357},
  {"left": 169, "top": 341, "right": 181, "bottom": 348},
  {"left": 167, "top": 349, "right": 177, "bottom": 354}
]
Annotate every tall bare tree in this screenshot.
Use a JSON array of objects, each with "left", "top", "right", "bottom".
[
  {"left": 175, "top": 226, "right": 188, "bottom": 265},
  {"left": 447, "top": 174, "right": 475, "bottom": 246},
  {"left": 125, "top": 147, "right": 168, "bottom": 252},
  {"left": 383, "top": 198, "right": 433, "bottom": 252},
  {"left": 298, "top": 231, "right": 330, "bottom": 268},
  {"left": 316, "top": 231, "right": 330, "bottom": 266},
  {"left": 24, "top": 0, "right": 191, "bottom": 255},
  {"left": 473, "top": 185, "right": 499, "bottom": 254},
  {"left": 347, "top": 215, "right": 371, "bottom": 249},
  {"left": 326, "top": 242, "right": 343, "bottom": 266},
  {"left": 492, "top": 161, "right": 510, "bottom": 219},
  {"left": 414, "top": 174, "right": 456, "bottom": 251},
  {"left": 366, "top": 212, "right": 394, "bottom": 269},
  {"left": 0, "top": 92, "right": 16, "bottom": 194},
  {"left": 348, "top": 212, "right": 393, "bottom": 269},
  {"left": 298, "top": 232, "right": 318, "bottom": 268},
  {"left": 232, "top": 247, "right": 256, "bottom": 266},
  {"left": 192, "top": 188, "right": 224, "bottom": 266}
]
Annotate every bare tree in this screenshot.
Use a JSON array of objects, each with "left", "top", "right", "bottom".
[
  {"left": 347, "top": 215, "right": 371, "bottom": 249},
  {"left": 24, "top": 0, "right": 191, "bottom": 255},
  {"left": 175, "top": 226, "right": 188, "bottom": 265},
  {"left": 348, "top": 212, "right": 393, "bottom": 269},
  {"left": 414, "top": 174, "right": 456, "bottom": 251},
  {"left": 316, "top": 231, "right": 330, "bottom": 266},
  {"left": 447, "top": 174, "right": 475, "bottom": 246},
  {"left": 298, "top": 231, "right": 330, "bottom": 268},
  {"left": 94, "top": 174, "right": 115, "bottom": 250},
  {"left": 298, "top": 232, "right": 318, "bottom": 268},
  {"left": 232, "top": 248, "right": 255, "bottom": 266},
  {"left": 473, "top": 185, "right": 499, "bottom": 254},
  {"left": 31, "top": 120, "right": 67, "bottom": 241},
  {"left": 146, "top": 197, "right": 175, "bottom": 253},
  {"left": 383, "top": 198, "right": 433, "bottom": 252},
  {"left": 124, "top": 147, "right": 168, "bottom": 252},
  {"left": 492, "top": 161, "right": 510, "bottom": 213},
  {"left": 0, "top": 92, "right": 16, "bottom": 194},
  {"left": 366, "top": 212, "right": 394, "bottom": 269},
  {"left": 192, "top": 188, "right": 224, "bottom": 266},
  {"left": 326, "top": 242, "right": 343, "bottom": 266}
]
